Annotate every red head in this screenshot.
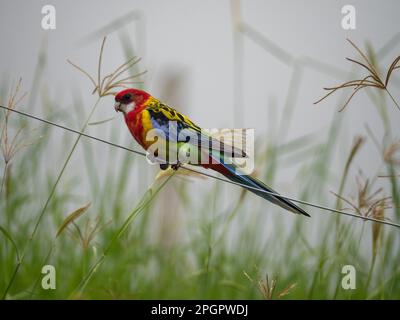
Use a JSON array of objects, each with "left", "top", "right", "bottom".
[{"left": 114, "top": 88, "right": 151, "bottom": 114}]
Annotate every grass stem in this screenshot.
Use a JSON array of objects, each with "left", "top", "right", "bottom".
[
  {"left": 70, "top": 174, "right": 174, "bottom": 298},
  {"left": 1, "top": 97, "right": 101, "bottom": 299},
  {"left": 0, "top": 162, "right": 7, "bottom": 195},
  {"left": 385, "top": 88, "right": 400, "bottom": 111}
]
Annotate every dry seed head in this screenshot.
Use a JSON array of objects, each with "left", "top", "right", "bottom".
[
  {"left": 314, "top": 39, "right": 400, "bottom": 111},
  {"left": 56, "top": 202, "right": 91, "bottom": 238},
  {"left": 66, "top": 214, "right": 111, "bottom": 250},
  {"left": 383, "top": 140, "right": 400, "bottom": 166},
  {"left": 331, "top": 173, "right": 393, "bottom": 219},
  {"left": 1, "top": 79, "right": 37, "bottom": 165},
  {"left": 67, "top": 37, "right": 146, "bottom": 98},
  {"left": 244, "top": 271, "right": 296, "bottom": 300}
]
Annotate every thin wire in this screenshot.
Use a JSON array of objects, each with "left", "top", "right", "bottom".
[
  {"left": 179, "top": 166, "right": 400, "bottom": 228},
  {"left": 0, "top": 105, "right": 146, "bottom": 157},
  {"left": 1, "top": 104, "right": 399, "bottom": 229}
]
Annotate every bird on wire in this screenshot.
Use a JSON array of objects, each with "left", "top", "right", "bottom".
[{"left": 114, "top": 88, "right": 310, "bottom": 217}]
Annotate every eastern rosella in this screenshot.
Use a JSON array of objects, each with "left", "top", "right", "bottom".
[{"left": 114, "top": 88, "right": 309, "bottom": 216}]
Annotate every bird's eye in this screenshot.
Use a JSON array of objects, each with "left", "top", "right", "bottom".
[{"left": 123, "top": 94, "right": 132, "bottom": 101}]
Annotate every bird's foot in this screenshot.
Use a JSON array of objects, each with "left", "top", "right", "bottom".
[
  {"left": 171, "top": 162, "right": 181, "bottom": 171},
  {"left": 159, "top": 163, "right": 169, "bottom": 171}
]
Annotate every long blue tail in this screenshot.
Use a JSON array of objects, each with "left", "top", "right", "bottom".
[{"left": 210, "top": 159, "right": 310, "bottom": 217}]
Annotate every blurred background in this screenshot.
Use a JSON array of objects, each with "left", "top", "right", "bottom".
[{"left": 0, "top": 0, "right": 399, "bottom": 299}]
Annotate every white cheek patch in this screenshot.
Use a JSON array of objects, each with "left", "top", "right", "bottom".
[{"left": 121, "top": 102, "right": 136, "bottom": 114}]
